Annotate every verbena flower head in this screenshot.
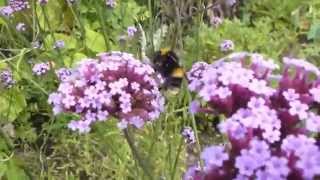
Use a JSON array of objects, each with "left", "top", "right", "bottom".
[
  {"left": 182, "top": 127, "right": 196, "bottom": 144},
  {"left": 31, "top": 41, "right": 42, "bottom": 49},
  {"left": 185, "top": 52, "right": 320, "bottom": 179},
  {"left": 67, "top": 0, "right": 76, "bottom": 4},
  {"left": 127, "top": 26, "right": 137, "bottom": 37},
  {"left": 210, "top": 16, "right": 223, "bottom": 28},
  {"left": 106, "top": 0, "right": 116, "bottom": 8},
  {"left": 55, "top": 68, "right": 72, "bottom": 81},
  {"left": 48, "top": 51, "right": 164, "bottom": 133},
  {"left": 9, "top": 0, "right": 29, "bottom": 12},
  {"left": 32, "top": 62, "right": 51, "bottom": 76},
  {"left": 226, "top": 0, "right": 237, "bottom": 6},
  {"left": 53, "top": 40, "right": 65, "bottom": 49},
  {"left": 220, "top": 40, "right": 234, "bottom": 52},
  {"left": 38, "top": 0, "right": 48, "bottom": 5},
  {"left": 0, "top": 69, "right": 15, "bottom": 88},
  {"left": 16, "top": 22, "right": 26, "bottom": 31},
  {"left": 0, "top": 6, "right": 14, "bottom": 16}
]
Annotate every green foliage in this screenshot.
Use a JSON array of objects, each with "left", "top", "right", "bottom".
[
  {"left": 0, "top": 88, "right": 26, "bottom": 122},
  {"left": 183, "top": 18, "right": 295, "bottom": 68},
  {"left": 0, "top": 0, "right": 320, "bottom": 179}
]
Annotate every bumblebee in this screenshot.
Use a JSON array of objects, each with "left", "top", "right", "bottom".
[{"left": 152, "top": 48, "right": 185, "bottom": 90}]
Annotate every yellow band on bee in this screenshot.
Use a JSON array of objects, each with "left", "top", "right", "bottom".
[
  {"left": 171, "top": 67, "right": 184, "bottom": 78},
  {"left": 160, "top": 48, "right": 170, "bottom": 56}
]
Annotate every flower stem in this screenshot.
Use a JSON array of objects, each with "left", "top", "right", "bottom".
[{"left": 123, "top": 128, "right": 153, "bottom": 180}]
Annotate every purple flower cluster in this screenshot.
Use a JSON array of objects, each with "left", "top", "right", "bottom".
[
  {"left": 127, "top": 26, "right": 137, "bottom": 37},
  {"left": 226, "top": 0, "right": 237, "bottom": 7},
  {"left": 185, "top": 52, "right": 320, "bottom": 179},
  {"left": 38, "top": 0, "right": 48, "bottom": 5},
  {"left": 106, "top": 0, "right": 116, "bottom": 8},
  {"left": 32, "top": 62, "right": 51, "bottom": 76},
  {"left": 9, "top": 0, "right": 29, "bottom": 11},
  {"left": 0, "top": 0, "right": 29, "bottom": 17},
  {"left": 210, "top": 16, "right": 223, "bottom": 28},
  {"left": 219, "top": 40, "right": 234, "bottom": 52},
  {"left": 0, "top": 69, "right": 15, "bottom": 88},
  {"left": 182, "top": 127, "right": 196, "bottom": 144},
  {"left": 53, "top": 40, "right": 65, "bottom": 49},
  {"left": 48, "top": 51, "right": 164, "bottom": 133},
  {"left": 16, "top": 22, "right": 26, "bottom": 31},
  {"left": 55, "top": 68, "right": 72, "bottom": 81}
]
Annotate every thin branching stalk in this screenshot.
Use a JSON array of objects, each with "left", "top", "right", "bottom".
[
  {"left": 170, "top": 137, "right": 184, "bottom": 180},
  {"left": 186, "top": 85, "right": 203, "bottom": 169},
  {"left": 7, "top": 49, "right": 48, "bottom": 95},
  {"left": 123, "top": 128, "right": 153, "bottom": 180},
  {"left": 148, "top": 0, "right": 155, "bottom": 53},
  {"left": 94, "top": 0, "right": 111, "bottom": 51}
]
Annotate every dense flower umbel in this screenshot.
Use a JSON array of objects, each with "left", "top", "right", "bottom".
[
  {"left": 182, "top": 127, "right": 196, "bottom": 144},
  {"left": 55, "top": 68, "right": 72, "bottom": 81},
  {"left": 9, "top": 0, "right": 29, "bottom": 11},
  {"left": 32, "top": 62, "right": 51, "bottom": 76},
  {"left": 185, "top": 52, "right": 320, "bottom": 179},
  {"left": 53, "top": 40, "right": 65, "bottom": 49},
  {"left": 16, "top": 22, "right": 26, "bottom": 31},
  {"left": 48, "top": 52, "right": 164, "bottom": 133},
  {"left": 106, "top": 0, "right": 116, "bottom": 8},
  {"left": 127, "top": 26, "right": 138, "bottom": 37},
  {"left": 0, "top": 6, "right": 14, "bottom": 16},
  {"left": 0, "top": 0, "right": 29, "bottom": 16},
  {"left": 219, "top": 40, "right": 234, "bottom": 52},
  {"left": 38, "top": 0, "right": 48, "bottom": 5},
  {"left": 210, "top": 16, "right": 223, "bottom": 28},
  {"left": 0, "top": 69, "right": 15, "bottom": 88}
]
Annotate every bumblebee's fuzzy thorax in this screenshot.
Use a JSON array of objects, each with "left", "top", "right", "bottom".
[{"left": 152, "top": 49, "right": 184, "bottom": 90}]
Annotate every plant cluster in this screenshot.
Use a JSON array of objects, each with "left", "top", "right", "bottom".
[{"left": 185, "top": 52, "right": 320, "bottom": 179}]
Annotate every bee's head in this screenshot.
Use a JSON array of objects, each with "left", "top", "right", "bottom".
[
  {"left": 152, "top": 48, "right": 171, "bottom": 68},
  {"left": 160, "top": 48, "right": 171, "bottom": 56}
]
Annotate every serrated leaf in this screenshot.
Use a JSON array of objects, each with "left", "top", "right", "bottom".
[
  {"left": 307, "top": 22, "right": 320, "bottom": 41},
  {"left": 85, "top": 27, "right": 106, "bottom": 52},
  {"left": 0, "top": 89, "right": 26, "bottom": 122},
  {"left": 6, "top": 160, "right": 29, "bottom": 180}
]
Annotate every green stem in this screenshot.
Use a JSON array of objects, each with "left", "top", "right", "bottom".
[
  {"left": 123, "top": 128, "right": 153, "bottom": 180},
  {"left": 94, "top": 1, "right": 111, "bottom": 51},
  {"left": 7, "top": 49, "right": 48, "bottom": 95},
  {"left": 41, "top": 6, "right": 63, "bottom": 60},
  {"left": 187, "top": 90, "right": 203, "bottom": 169},
  {"left": 148, "top": 0, "right": 154, "bottom": 53},
  {"left": 67, "top": 1, "right": 86, "bottom": 48},
  {"left": 170, "top": 137, "right": 184, "bottom": 180},
  {"left": 195, "top": 0, "right": 203, "bottom": 60}
]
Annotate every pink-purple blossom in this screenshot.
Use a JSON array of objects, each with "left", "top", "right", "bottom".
[
  {"left": 16, "top": 22, "right": 26, "bottom": 31},
  {"left": 210, "top": 16, "right": 223, "bottom": 28},
  {"left": 0, "top": 69, "right": 15, "bottom": 88},
  {"left": 106, "top": 0, "right": 116, "bottom": 8},
  {"left": 127, "top": 26, "right": 137, "bottom": 37},
  {"left": 184, "top": 52, "right": 320, "bottom": 179},
  {"left": 220, "top": 40, "right": 234, "bottom": 52},
  {"left": 32, "top": 62, "right": 51, "bottom": 76},
  {"left": 38, "top": 0, "right": 48, "bottom": 5},
  {"left": 48, "top": 51, "right": 164, "bottom": 133},
  {"left": 181, "top": 127, "right": 196, "bottom": 144}
]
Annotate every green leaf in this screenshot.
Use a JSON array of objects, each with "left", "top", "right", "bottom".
[
  {"left": 307, "top": 22, "right": 320, "bottom": 41},
  {"left": 85, "top": 27, "right": 106, "bottom": 52},
  {"left": 0, "top": 89, "right": 26, "bottom": 122},
  {"left": 6, "top": 160, "right": 29, "bottom": 180},
  {"left": 0, "top": 0, "right": 5, "bottom": 6},
  {"left": 0, "top": 162, "right": 7, "bottom": 178}
]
